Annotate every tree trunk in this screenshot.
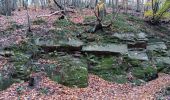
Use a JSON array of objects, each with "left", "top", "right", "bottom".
[
  {"left": 0, "top": 0, "right": 12, "bottom": 16},
  {"left": 136, "top": 0, "right": 141, "bottom": 12}
]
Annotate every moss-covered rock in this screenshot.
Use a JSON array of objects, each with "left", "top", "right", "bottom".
[
  {"left": 91, "top": 56, "right": 115, "bottom": 71},
  {"left": 0, "top": 63, "right": 16, "bottom": 91},
  {"left": 60, "top": 65, "right": 88, "bottom": 87},
  {"left": 46, "top": 56, "right": 88, "bottom": 88},
  {"left": 0, "top": 73, "right": 13, "bottom": 91},
  {"left": 132, "top": 67, "right": 158, "bottom": 81},
  {"left": 156, "top": 63, "right": 170, "bottom": 74},
  {"left": 89, "top": 56, "right": 126, "bottom": 82},
  {"left": 9, "top": 52, "right": 32, "bottom": 81},
  {"left": 11, "top": 52, "right": 31, "bottom": 63},
  {"left": 12, "top": 62, "right": 31, "bottom": 81}
]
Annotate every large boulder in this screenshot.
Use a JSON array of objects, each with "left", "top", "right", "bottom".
[
  {"left": 82, "top": 43, "right": 128, "bottom": 55},
  {"left": 132, "top": 67, "right": 158, "bottom": 81},
  {"left": 0, "top": 63, "right": 15, "bottom": 91},
  {"left": 112, "top": 33, "right": 135, "bottom": 42},
  {"left": 58, "top": 39, "right": 84, "bottom": 51},
  {"left": 147, "top": 42, "right": 167, "bottom": 51},
  {"left": 0, "top": 73, "right": 13, "bottom": 91},
  {"left": 35, "top": 38, "right": 84, "bottom": 52},
  {"left": 154, "top": 57, "right": 170, "bottom": 74},
  {"left": 112, "top": 32, "right": 148, "bottom": 42},
  {"left": 136, "top": 32, "right": 148, "bottom": 41},
  {"left": 154, "top": 57, "right": 170, "bottom": 65},
  {"left": 58, "top": 56, "right": 88, "bottom": 87},
  {"left": 128, "top": 50, "right": 149, "bottom": 61},
  {"left": 34, "top": 56, "right": 88, "bottom": 88}
]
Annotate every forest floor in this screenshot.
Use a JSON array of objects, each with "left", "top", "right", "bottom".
[
  {"left": 0, "top": 73, "right": 170, "bottom": 100},
  {"left": 0, "top": 8, "right": 170, "bottom": 100}
]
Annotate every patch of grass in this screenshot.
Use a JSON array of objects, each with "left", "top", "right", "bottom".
[
  {"left": 109, "top": 14, "right": 139, "bottom": 33},
  {"left": 53, "top": 19, "right": 73, "bottom": 27},
  {"left": 32, "top": 18, "right": 46, "bottom": 25}
]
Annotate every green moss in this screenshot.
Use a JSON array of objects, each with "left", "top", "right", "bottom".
[
  {"left": 43, "top": 64, "right": 56, "bottom": 77},
  {"left": 49, "top": 56, "right": 88, "bottom": 88},
  {"left": 111, "top": 16, "right": 138, "bottom": 33},
  {"left": 61, "top": 66, "right": 88, "bottom": 87},
  {"left": 12, "top": 62, "right": 31, "bottom": 81},
  {"left": 156, "top": 63, "right": 170, "bottom": 74},
  {"left": 132, "top": 67, "right": 158, "bottom": 81},
  {"left": 92, "top": 56, "right": 116, "bottom": 70},
  {"left": 112, "top": 75, "right": 128, "bottom": 84},
  {"left": 9, "top": 40, "right": 40, "bottom": 55},
  {"left": 11, "top": 52, "right": 31, "bottom": 63},
  {"left": 124, "top": 56, "right": 142, "bottom": 67},
  {"left": 89, "top": 56, "right": 126, "bottom": 83}
]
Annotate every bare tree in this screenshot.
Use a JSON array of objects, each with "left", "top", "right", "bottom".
[
  {"left": 136, "top": 0, "right": 141, "bottom": 12},
  {"left": 0, "top": 0, "right": 12, "bottom": 16}
]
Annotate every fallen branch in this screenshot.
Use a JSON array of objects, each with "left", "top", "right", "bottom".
[
  {"left": 36, "top": 10, "right": 64, "bottom": 18},
  {"left": 37, "top": 0, "right": 75, "bottom": 18},
  {"left": 36, "top": 10, "right": 75, "bottom": 18}
]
